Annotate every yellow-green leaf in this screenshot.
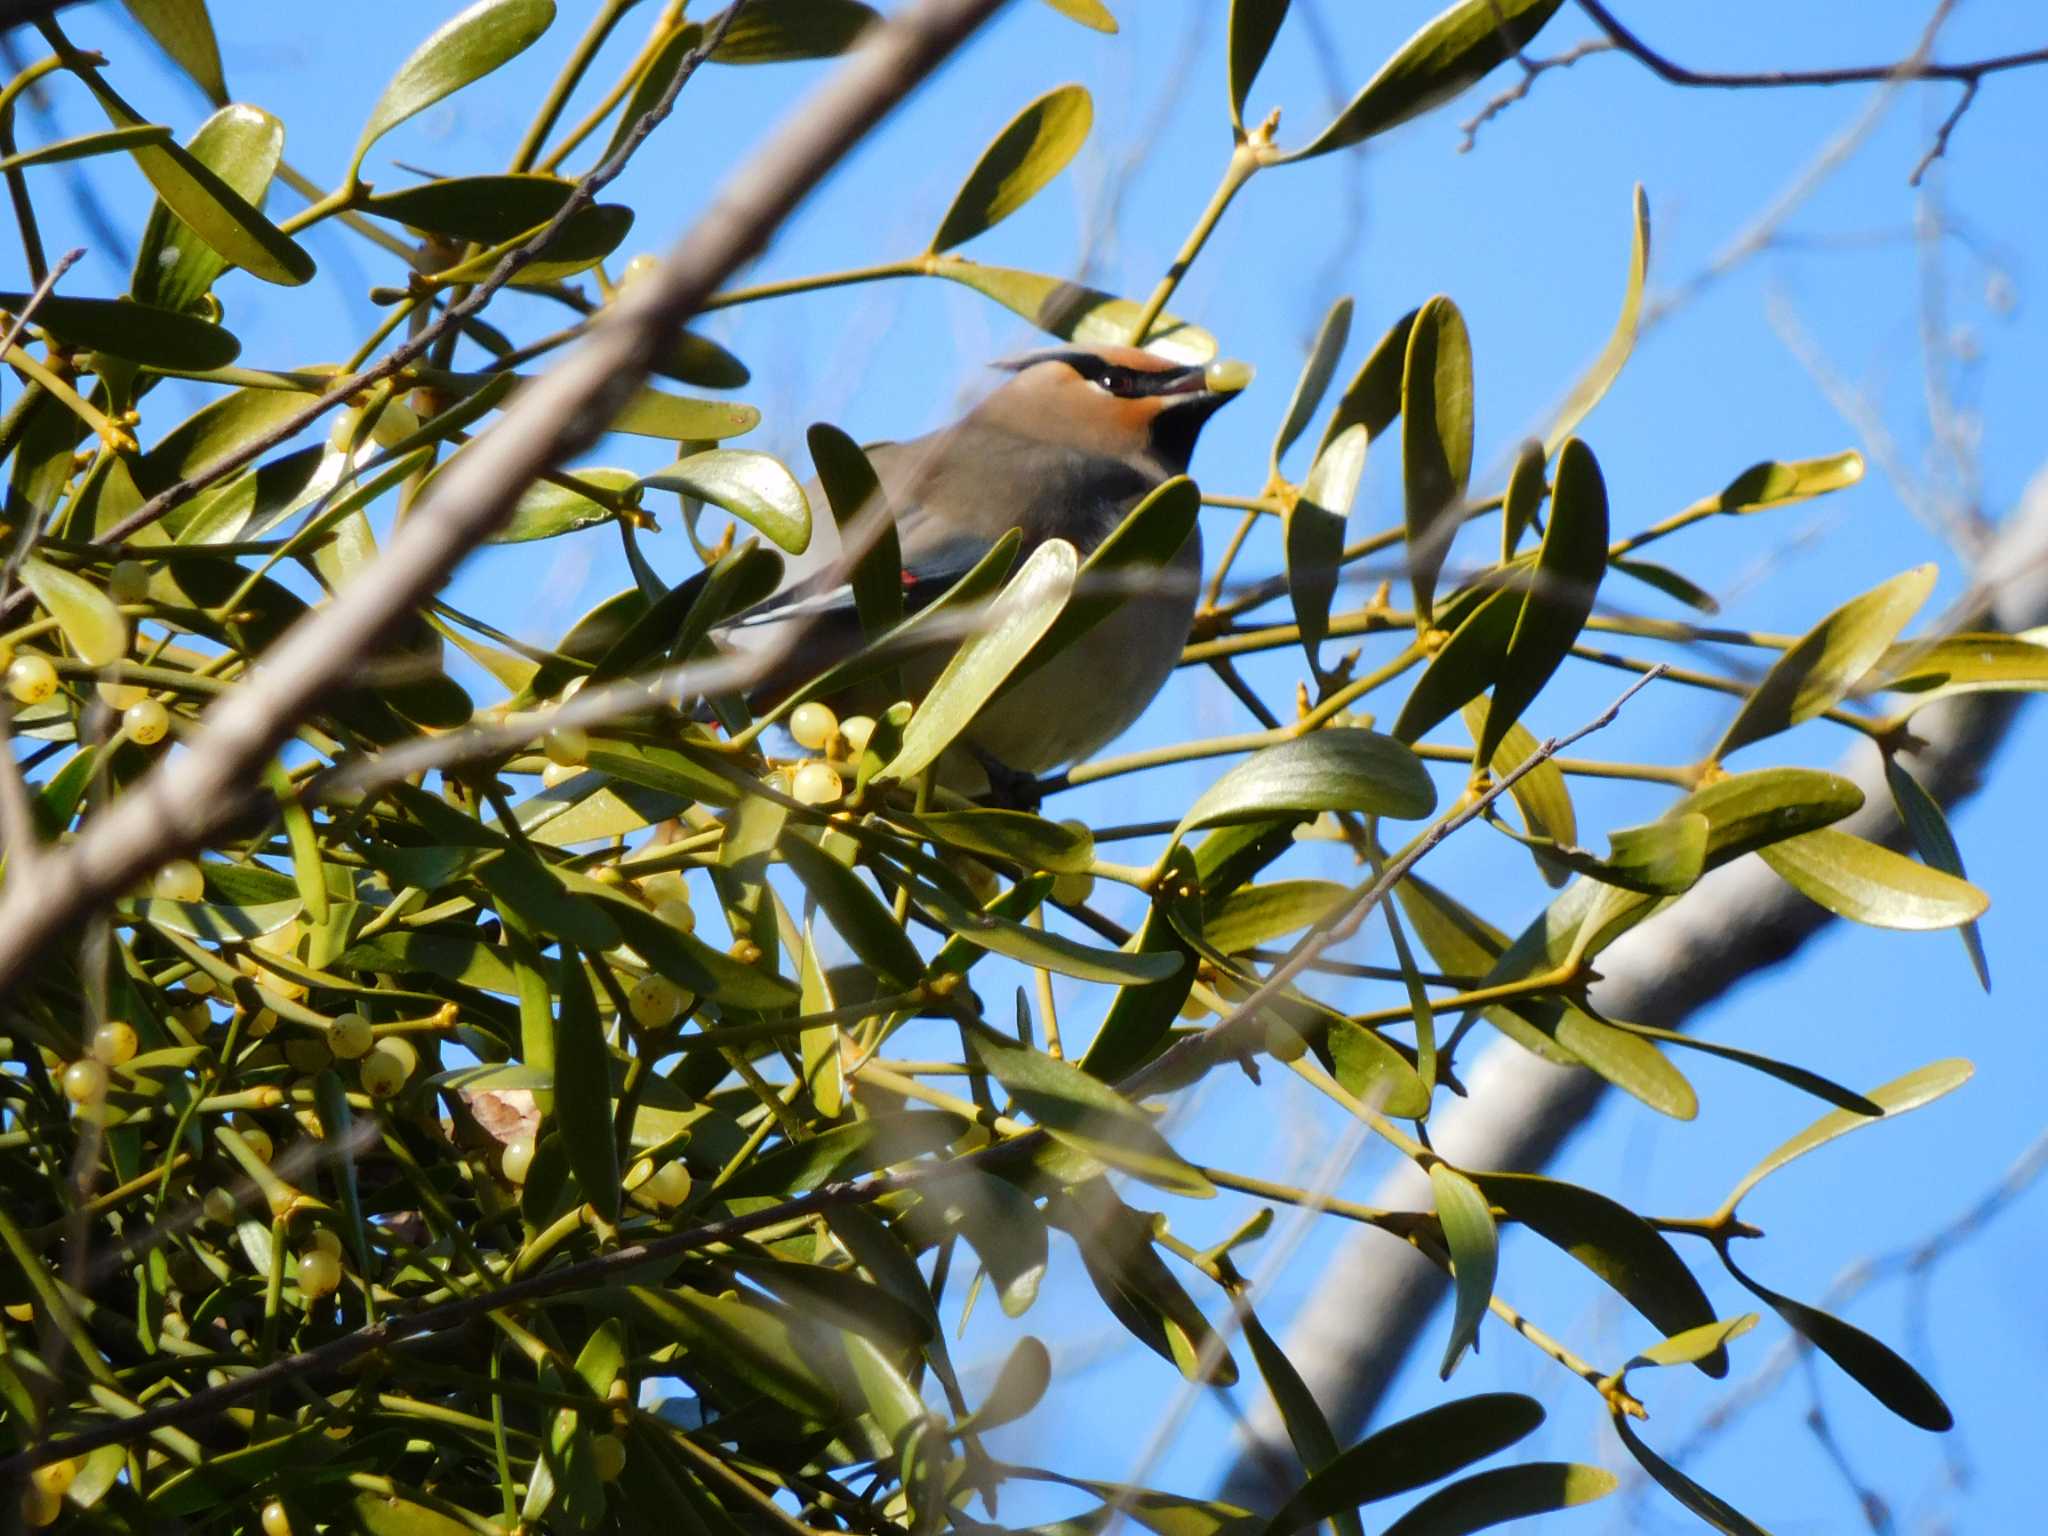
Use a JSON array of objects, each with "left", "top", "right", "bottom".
[
  {"left": 1722, "top": 1058, "right": 1972, "bottom": 1210},
  {"left": 1498, "top": 436, "right": 1545, "bottom": 562},
  {"left": 1546, "top": 185, "right": 1649, "bottom": 453},
  {"left": 1883, "top": 756, "right": 1987, "bottom": 988},
  {"left": 0, "top": 293, "right": 237, "bottom": 371},
  {"left": 1379, "top": 1463, "right": 1618, "bottom": 1536},
  {"left": 956, "top": 1336, "right": 1053, "bottom": 1433},
  {"left": 1478, "top": 435, "right": 1607, "bottom": 762},
  {"left": 1715, "top": 565, "right": 1936, "bottom": 759},
  {"left": 1680, "top": 449, "right": 1864, "bottom": 518},
  {"left": 490, "top": 466, "right": 638, "bottom": 544},
  {"left": 130, "top": 105, "right": 284, "bottom": 314},
  {"left": 929, "top": 256, "right": 1216, "bottom": 364},
  {"left": 643, "top": 449, "right": 810, "bottom": 554},
  {"left": 930, "top": 84, "right": 1093, "bottom": 253},
  {"left": 1863, "top": 631, "right": 2048, "bottom": 716},
  {"left": 0, "top": 124, "right": 172, "bottom": 173},
  {"left": 351, "top": 0, "right": 557, "bottom": 180},
  {"left": 1401, "top": 295, "right": 1473, "bottom": 625},
  {"left": 1260, "top": 1395, "right": 1545, "bottom": 1535},
  {"left": 1429, "top": 1163, "right": 1497, "bottom": 1378},
  {"left": 1287, "top": 424, "right": 1366, "bottom": 676},
  {"left": 1284, "top": 0, "right": 1566, "bottom": 159},
  {"left": 1178, "top": 728, "right": 1437, "bottom": 835},
  {"left": 20, "top": 557, "right": 126, "bottom": 666},
  {"left": 967, "top": 1026, "right": 1213, "bottom": 1197},
  {"left": 1317, "top": 306, "right": 1416, "bottom": 457},
  {"left": 1758, "top": 826, "right": 1987, "bottom": 930},
  {"left": 882, "top": 537, "right": 1077, "bottom": 781}
]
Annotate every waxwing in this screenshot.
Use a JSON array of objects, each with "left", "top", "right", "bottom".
[{"left": 725, "top": 344, "right": 1252, "bottom": 775}]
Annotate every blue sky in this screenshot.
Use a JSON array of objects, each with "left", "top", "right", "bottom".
[{"left": 17, "top": 1, "right": 2048, "bottom": 1530}]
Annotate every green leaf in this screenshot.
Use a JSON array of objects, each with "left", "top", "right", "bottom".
[
  {"left": 882, "top": 537, "right": 1078, "bottom": 781},
  {"left": 120, "top": 0, "right": 227, "bottom": 103},
  {"left": 1273, "top": 297, "right": 1353, "bottom": 469},
  {"left": 929, "top": 256, "right": 1216, "bottom": 364},
  {"left": 1546, "top": 185, "right": 1649, "bottom": 452},
  {"left": 1324, "top": 1014, "right": 1431, "bottom": 1118},
  {"left": 625, "top": 1285, "right": 844, "bottom": 1420},
  {"left": 1392, "top": 582, "right": 1516, "bottom": 744},
  {"left": 131, "top": 106, "right": 283, "bottom": 314},
  {"left": 1884, "top": 756, "right": 1987, "bottom": 988},
  {"left": 429, "top": 203, "right": 636, "bottom": 286},
  {"left": 643, "top": 449, "right": 810, "bottom": 554},
  {"left": 1498, "top": 437, "right": 1545, "bottom": 562},
  {"left": 1612, "top": 1418, "right": 1776, "bottom": 1536},
  {"left": 351, "top": 0, "right": 557, "bottom": 179},
  {"left": 1613, "top": 555, "right": 1721, "bottom": 614},
  {"left": 1465, "top": 705, "right": 1574, "bottom": 875},
  {"left": 967, "top": 1026, "right": 1213, "bottom": 1197},
  {"left": 723, "top": 1111, "right": 967, "bottom": 1197},
  {"left": 1261, "top": 1394, "right": 1545, "bottom": 1535},
  {"left": 1495, "top": 812, "right": 1707, "bottom": 898},
  {"left": 19, "top": 557, "right": 125, "bottom": 666},
  {"left": 1078, "top": 894, "right": 1198, "bottom": 1081},
  {"left": 900, "top": 1163, "right": 1050, "bottom": 1317},
  {"left": 1178, "top": 729, "right": 1436, "bottom": 835},
  {"left": 1722, "top": 1058, "right": 1972, "bottom": 1210},
  {"left": 1474, "top": 1172, "right": 1721, "bottom": 1370},
  {"left": 1599, "top": 1017, "right": 1880, "bottom": 1115},
  {"left": 1478, "top": 435, "right": 1608, "bottom": 761},
  {"left": 361, "top": 172, "right": 577, "bottom": 242},
  {"left": 1865, "top": 631, "right": 2048, "bottom": 716},
  {"left": 779, "top": 830, "right": 924, "bottom": 986},
  {"left": 1675, "top": 766, "right": 1866, "bottom": 865},
  {"left": 1379, "top": 1463, "right": 1618, "bottom": 1536},
  {"left": 930, "top": 84, "right": 1093, "bottom": 253},
  {"left": 1230, "top": 0, "right": 1292, "bottom": 128},
  {"left": 1758, "top": 826, "right": 1988, "bottom": 930},
  {"left": 1242, "top": 1313, "right": 1361, "bottom": 1536},
  {"left": 1429, "top": 1164, "right": 1497, "bottom": 1378},
  {"left": 1721, "top": 1252, "right": 1950, "bottom": 1431},
  {"left": 732, "top": 1257, "right": 934, "bottom": 1354},
  {"left": 550, "top": 955, "right": 618, "bottom": 1222},
  {"left": 1050, "top": 1181, "right": 1237, "bottom": 1384},
  {"left": 92, "top": 94, "right": 311, "bottom": 286},
  {"left": 956, "top": 1336, "right": 1052, "bottom": 1433},
  {"left": 1287, "top": 425, "right": 1366, "bottom": 675},
  {"left": 1716, "top": 565, "right": 1936, "bottom": 758},
  {"left": 490, "top": 467, "right": 638, "bottom": 543},
  {"left": 1401, "top": 296, "right": 1475, "bottom": 626},
  {"left": 1202, "top": 880, "right": 1348, "bottom": 953},
  {"left": 999, "top": 475, "right": 1202, "bottom": 700},
  {"left": 705, "top": 0, "right": 879, "bottom": 62},
  {"left": 808, "top": 423, "right": 903, "bottom": 646},
  {"left": 1284, "top": 0, "right": 1566, "bottom": 159},
  {"left": 1681, "top": 450, "right": 1864, "bottom": 518},
  {"left": 893, "top": 808, "right": 1093, "bottom": 874},
  {"left": 0, "top": 124, "right": 172, "bottom": 173},
  {"left": 1317, "top": 307, "right": 1416, "bottom": 457}
]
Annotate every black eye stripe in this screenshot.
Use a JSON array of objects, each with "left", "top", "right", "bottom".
[{"left": 1049, "top": 353, "right": 1195, "bottom": 397}]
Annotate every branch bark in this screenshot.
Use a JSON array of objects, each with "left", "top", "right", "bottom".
[
  {"left": 1220, "top": 465, "right": 2048, "bottom": 1509},
  {"left": 0, "top": 0, "right": 1006, "bottom": 996}
]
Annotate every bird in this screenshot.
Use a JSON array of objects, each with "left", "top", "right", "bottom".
[{"left": 723, "top": 343, "right": 1251, "bottom": 779}]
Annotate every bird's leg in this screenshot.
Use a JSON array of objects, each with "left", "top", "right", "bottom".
[{"left": 970, "top": 747, "right": 1044, "bottom": 813}]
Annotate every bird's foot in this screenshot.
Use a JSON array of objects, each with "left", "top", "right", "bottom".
[{"left": 972, "top": 749, "right": 1044, "bottom": 812}]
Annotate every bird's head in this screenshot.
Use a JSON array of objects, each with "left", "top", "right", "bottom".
[{"left": 984, "top": 344, "right": 1253, "bottom": 475}]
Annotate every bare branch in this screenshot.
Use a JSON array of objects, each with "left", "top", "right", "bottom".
[{"left": 0, "top": 0, "right": 1008, "bottom": 997}]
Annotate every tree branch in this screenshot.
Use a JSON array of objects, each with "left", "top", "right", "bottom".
[
  {"left": 0, "top": 0, "right": 1007, "bottom": 996},
  {"left": 1220, "top": 465, "right": 2048, "bottom": 1510}
]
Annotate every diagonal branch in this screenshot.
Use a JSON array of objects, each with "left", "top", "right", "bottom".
[{"left": 0, "top": 0, "right": 1008, "bottom": 996}]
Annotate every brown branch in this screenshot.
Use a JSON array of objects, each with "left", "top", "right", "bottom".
[
  {"left": 1909, "top": 78, "right": 1978, "bottom": 186},
  {"left": 1219, "top": 468, "right": 2048, "bottom": 1510},
  {"left": 1458, "top": 39, "right": 1615, "bottom": 152},
  {"left": 0, "top": 0, "right": 1007, "bottom": 996},
  {"left": 1576, "top": 0, "right": 2048, "bottom": 89}
]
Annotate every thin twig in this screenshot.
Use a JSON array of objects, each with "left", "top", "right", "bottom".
[{"left": 1121, "top": 667, "right": 1667, "bottom": 1103}]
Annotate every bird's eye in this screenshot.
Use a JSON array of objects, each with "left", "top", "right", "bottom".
[{"left": 1083, "top": 364, "right": 1125, "bottom": 393}]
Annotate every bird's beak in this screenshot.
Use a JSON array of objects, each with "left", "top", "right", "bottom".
[{"left": 1152, "top": 358, "right": 1255, "bottom": 398}]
